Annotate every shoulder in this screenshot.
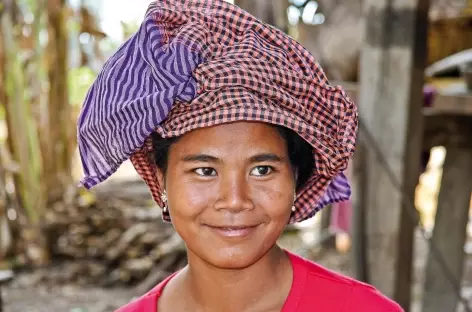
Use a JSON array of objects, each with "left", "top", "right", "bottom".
[
  {"left": 288, "top": 252, "right": 403, "bottom": 312},
  {"left": 114, "top": 290, "right": 159, "bottom": 312},
  {"left": 113, "top": 273, "right": 175, "bottom": 312},
  {"left": 114, "top": 297, "right": 148, "bottom": 312},
  {"left": 350, "top": 284, "right": 404, "bottom": 312}
]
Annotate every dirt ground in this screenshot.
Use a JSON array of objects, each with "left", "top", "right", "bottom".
[
  {"left": 5, "top": 228, "right": 472, "bottom": 312},
  {"left": 3, "top": 233, "right": 352, "bottom": 312},
  {"left": 5, "top": 163, "right": 472, "bottom": 312},
  {"left": 4, "top": 283, "right": 133, "bottom": 312},
  {"left": 3, "top": 253, "right": 347, "bottom": 312}
]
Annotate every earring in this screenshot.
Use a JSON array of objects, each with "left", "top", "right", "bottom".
[
  {"left": 291, "top": 194, "right": 296, "bottom": 212},
  {"left": 161, "top": 191, "right": 168, "bottom": 212}
]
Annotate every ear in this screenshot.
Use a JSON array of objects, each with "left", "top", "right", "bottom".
[{"left": 156, "top": 168, "right": 165, "bottom": 189}]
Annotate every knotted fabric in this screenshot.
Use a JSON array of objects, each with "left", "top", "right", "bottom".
[{"left": 77, "top": 0, "right": 358, "bottom": 223}]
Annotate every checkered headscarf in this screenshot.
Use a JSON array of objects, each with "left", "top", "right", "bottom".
[{"left": 77, "top": 0, "right": 358, "bottom": 223}]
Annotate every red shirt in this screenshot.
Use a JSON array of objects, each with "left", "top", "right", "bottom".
[{"left": 115, "top": 251, "right": 403, "bottom": 311}]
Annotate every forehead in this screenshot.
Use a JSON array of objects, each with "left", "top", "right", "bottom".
[{"left": 169, "top": 122, "right": 288, "bottom": 156}]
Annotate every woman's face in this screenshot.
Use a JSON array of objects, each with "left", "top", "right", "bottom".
[{"left": 162, "top": 121, "right": 296, "bottom": 269}]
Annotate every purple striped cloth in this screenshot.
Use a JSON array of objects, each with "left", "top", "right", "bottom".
[{"left": 77, "top": 16, "right": 201, "bottom": 188}]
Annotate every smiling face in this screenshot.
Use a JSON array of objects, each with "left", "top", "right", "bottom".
[{"left": 160, "top": 122, "right": 297, "bottom": 269}]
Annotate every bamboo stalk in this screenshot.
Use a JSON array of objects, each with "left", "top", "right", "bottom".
[{"left": 1, "top": 0, "right": 44, "bottom": 224}]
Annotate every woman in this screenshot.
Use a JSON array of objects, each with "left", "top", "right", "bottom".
[{"left": 77, "top": 1, "right": 403, "bottom": 311}]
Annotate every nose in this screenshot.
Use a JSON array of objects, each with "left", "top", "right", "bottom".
[{"left": 213, "top": 171, "right": 254, "bottom": 212}]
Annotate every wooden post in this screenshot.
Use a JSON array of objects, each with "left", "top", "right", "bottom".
[
  {"left": 320, "top": 206, "right": 336, "bottom": 249},
  {"left": 422, "top": 147, "right": 472, "bottom": 312},
  {"left": 234, "top": 0, "right": 289, "bottom": 33},
  {"left": 351, "top": 143, "right": 369, "bottom": 282},
  {"left": 358, "top": 0, "right": 430, "bottom": 309}
]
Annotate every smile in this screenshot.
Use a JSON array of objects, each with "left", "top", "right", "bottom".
[{"left": 204, "top": 224, "right": 260, "bottom": 238}]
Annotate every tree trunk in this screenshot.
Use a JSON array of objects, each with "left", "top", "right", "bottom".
[{"left": 44, "top": 0, "right": 73, "bottom": 203}]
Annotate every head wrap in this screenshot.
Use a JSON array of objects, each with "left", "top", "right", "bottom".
[{"left": 77, "top": 0, "right": 358, "bottom": 223}]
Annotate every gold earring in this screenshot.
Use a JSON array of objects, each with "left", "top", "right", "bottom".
[
  {"left": 161, "top": 191, "right": 168, "bottom": 212},
  {"left": 291, "top": 194, "right": 296, "bottom": 212}
]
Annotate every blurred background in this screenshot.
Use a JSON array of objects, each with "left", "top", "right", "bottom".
[{"left": 1, "top": 0, "right": 472, "bottom": 311}]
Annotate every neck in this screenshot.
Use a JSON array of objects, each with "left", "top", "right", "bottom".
[{"left": 182, "top": 245, "right": 292, "bottom": 312}]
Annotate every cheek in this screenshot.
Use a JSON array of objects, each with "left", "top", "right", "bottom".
[
  {"left": 166, "top": 176, "right": 216, "bottom": 219},
  {"left": 253, "top": 172, "right": 295, "bottom": 217},
  {"left": 256, "top": 190, "right": 290, "bottom": 217}
]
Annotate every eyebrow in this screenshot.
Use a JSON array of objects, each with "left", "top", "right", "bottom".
[
  {"left": 249, "top": 153, "right": 284, "bottom": 163},
  {"left": 180, "top": 153, "right": 284, "bottom": 163},
  {"left": 181, "top": 154, "right": 220, "bottom": 163}
]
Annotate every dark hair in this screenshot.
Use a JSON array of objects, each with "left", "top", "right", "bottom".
[
  {"left": 151, "top": 125, "right": 314, "bottom": 191},
  {"left": 275, "top": 126, "right": 314, "bottom": 190}
]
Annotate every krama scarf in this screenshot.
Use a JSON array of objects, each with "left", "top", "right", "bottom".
[{"left": 77, "top": 0, "right": 358, "bottom": 223}]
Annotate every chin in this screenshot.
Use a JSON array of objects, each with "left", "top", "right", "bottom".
[{"left": 202, "top": 245, "right": 268, "bottom": 270}]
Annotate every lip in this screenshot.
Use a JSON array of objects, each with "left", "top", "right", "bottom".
[{"left": 204, "top": 224, "right": 260, "bottom": 238}]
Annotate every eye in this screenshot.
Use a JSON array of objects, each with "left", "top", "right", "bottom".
[
  {"left": 250, "top": 166, "right": 273, "bottom": 176},
  {"left": 194, "top": 167, "right": 217, "bottom": 176}
]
